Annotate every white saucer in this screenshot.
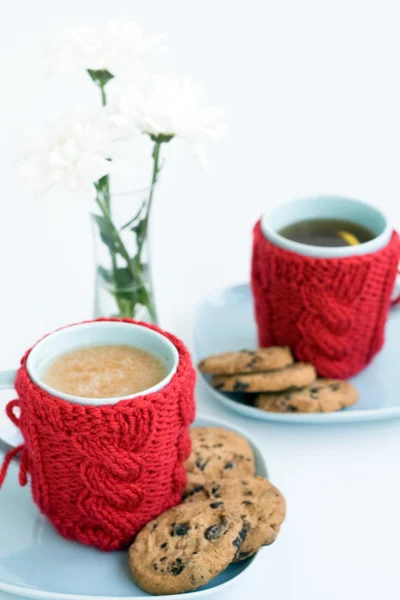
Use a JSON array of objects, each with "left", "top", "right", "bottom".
[
  {"left": 0, "top": 414, "right": 267, "bottom": 600},
  {"left": 194, "top": 283, "right": 400, "bottom": 424}
]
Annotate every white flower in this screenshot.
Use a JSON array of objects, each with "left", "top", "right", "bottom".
[
  {"left": 19, "top": 111, "right": 118, "bottom": 200},
  {"left": 109, "top": 74, "right": 226, "bottom": 168},
  {"left": 48, "top": 21, "right": 165, "bottom": 76}
]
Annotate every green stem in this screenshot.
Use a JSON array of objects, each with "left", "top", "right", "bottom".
[
  {"left": 133, "top": 140, "right": 162, "bottom": 322},
  {"left": 95, "top": 80, "right": 120, "bottom": 310},
  {"left": 92, "top": 74, "right": 162, "bottom": 321},
  {"left": 100, "top": 82, "right": 107, "bottom": 107},
  {"left": 98, "top": 81, "right": 110, "bottom": 212},
  {"left": 143, "top": 141, "right": 162, "bottom": 237}
]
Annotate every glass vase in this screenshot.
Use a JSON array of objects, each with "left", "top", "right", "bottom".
[{"left": 92, "top": 186, "right": 157, "bottom": 323}]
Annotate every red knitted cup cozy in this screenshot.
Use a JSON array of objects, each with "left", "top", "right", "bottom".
[
  {"left": 0, "top": 318, "right": 196, "bottom": 551},
  {"left": 251, "top": 222, "right": 400, "bottom": 378}
]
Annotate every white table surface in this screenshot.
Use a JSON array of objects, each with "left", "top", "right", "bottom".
[{"left": 2, "top": 1, "right": 400, "bottom": 598}]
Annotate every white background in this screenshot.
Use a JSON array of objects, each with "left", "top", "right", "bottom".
[{"left": 1, "top": 1, "right": 400, "bottom": 599}]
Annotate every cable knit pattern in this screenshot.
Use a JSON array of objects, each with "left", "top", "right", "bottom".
[
  {"left": 0, "top": 318, "right": 196, "bottom": 551},
  {"left": 251, "top": 221, "right": 400, "bottom": 378}
]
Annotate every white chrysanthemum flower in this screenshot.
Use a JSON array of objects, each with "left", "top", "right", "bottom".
[
  {"left": 19, "top": 112, "right": 118, "bottom": 200},
  {"left": 48, "top": 21, "right": 165, "bottom": 76},
  {"left": 109, "top": 74, "right": 226, "bottom": 168}
]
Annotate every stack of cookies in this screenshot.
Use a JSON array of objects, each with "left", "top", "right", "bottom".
[
  {"left": 199, "top": 347, "right": 359, "bottom": 413},
  {"left": 129, "top": 427, "right": 286, "bottom": 595}
]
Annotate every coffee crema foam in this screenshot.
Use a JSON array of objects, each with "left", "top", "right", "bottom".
[{"left": 41, "top": 344, "right": 167, "bottom": 398}]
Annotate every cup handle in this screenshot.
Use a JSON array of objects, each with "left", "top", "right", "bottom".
[
  {"left": 0, "top": 370, "right": 21, "bottom": 473},
  {"left": 392, "top": 271, "right": 400, "bottom": 306}
]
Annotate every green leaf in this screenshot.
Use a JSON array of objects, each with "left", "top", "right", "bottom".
[
  {"left": 131, "top": 218, "right": 147, "bottom": 251},
  {"left": 98, "top": 265, "right": 138, "bottom": 291},
  {"left": 149, "top": 133, "right": 174, "bottom": 144},
  {"left": 92, "top": 214, "right": 118, "bottom": 253},
  {"left": 87, "top": 69, "right": 114, "bottom": 87},
  {"left": 114, "top": 267, "right": 135, "bottom": 289},
  {"left": 98, "top": 266, "right": 113, "bottom": 284}
]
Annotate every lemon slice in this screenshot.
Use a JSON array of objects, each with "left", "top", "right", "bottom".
[{"left": 337, "top": 230, "right": 360, "bottom": 246}]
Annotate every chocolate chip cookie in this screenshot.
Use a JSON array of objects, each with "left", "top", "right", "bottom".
[
  {"left": 198, "top": 347, "right": 293, "bottom": 375},
  {"left": 185, "top": 427, "right": 256, "bottom": 488},
  {"left": 184, "top": 476, "right": 286, "bottom": 561},
  {"left": 255, "top": 379, "right": 358, "bottom": 413},
  {"left": 212, "top": 362, "right": 317, "bottom": 393},
  {"left": 129, "top": 502, "right": 244, "bottom": 595}
]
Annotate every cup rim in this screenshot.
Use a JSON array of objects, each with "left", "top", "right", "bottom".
[
  {"left": 261, "top": 195, "right": 392, "bottom": 258},
  {"left": 26, "top": 321, "right": 180, "bottom": 406}
]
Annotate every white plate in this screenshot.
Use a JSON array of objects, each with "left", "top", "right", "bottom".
[
  {"left": 194, "top": 283, "right": 400, "bottom": 424},
  {"left": 0, "top": 414, "right": 267, "bottom": 600}
]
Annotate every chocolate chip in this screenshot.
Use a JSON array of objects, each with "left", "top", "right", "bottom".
[
  {"left": 160, "top": 542, "right": 168, "bottom": 548},
  {"left": 204, "top": 517, "right": 227, "bottom": 541},
  {"left": 213, "top": 443, "right": 223, "bottom": 448},
  {"left": 151, "top": 522, "right": 158, "bottom": 531},
  {"left": 185, "top": 485, "right": 204, "bottom": 497},
  {"left": 195, "top": 458, "right": 210, "bottom": 471},
  {"left": 214, "top": 382, "right": 225, "bottom": 390},
  {"left": 171, "top": 523, "right": 189, "bottom": 536},
  {"left": 169, "top": 558, "right": 186, "bottom": 576},
  {"left": 330, "top": 383, "right": 340, "bottom": 391},
  {"left": 310, "top": 387, "right": 321, "bottom": 394},
  {"left": 238, "top": 551, "right": 251, "bottom": 560},
  {"left": 211, "top": 484, "right": 221, "bottom": 498},
  {"left": 233, "top": 381, "right": 249, "bottom": 392},
  {"left": 239, "top": 523, "right": 250, "bottom": 542},
  {"left": 224, "top": 461, "right": 234, "bottom": 470},
  {"left": 246, "top": 356, "right": 258, "bottom": 368},
  {"left": 232, "top": 536, "right": 242, "bottom": 548},
  {"left": 153, "top": 563, "right": 158, "bottom": 571},
  {"left": 243, "top": 490, "right": 253, "bottom": 497},
  {"left": 242, "top": 500, "right": 253, "bottom": 506},
  {"left": 191, "top": 575, "right": 197, "bottom": 585},
  {"left": 287, "top": 405, "right": 298, "bottom": 412},
  {"left": 205, "top": 524, "right": 222, "bottom": 540},
  {"left": 210, "top": 501, "right": 224, "bottom": 509},
  {"left": 160, "top": 556, "right": 167, "bottom": 562}
]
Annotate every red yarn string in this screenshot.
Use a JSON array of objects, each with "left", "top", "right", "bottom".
[
  {"left": 6, "top": 399, "right": 20, "bottom": 427},
  {"left": 0, "top": 444, "right": 24, "bottom": 489}
]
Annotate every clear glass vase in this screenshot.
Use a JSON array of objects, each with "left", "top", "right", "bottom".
[{"left": 92, "top": 185, "right": 158, "bottom": 323}]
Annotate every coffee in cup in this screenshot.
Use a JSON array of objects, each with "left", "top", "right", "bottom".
[{"left": 41, "top": 344, "right": 167, "bottom": 399}]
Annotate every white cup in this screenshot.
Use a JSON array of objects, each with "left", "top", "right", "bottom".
[
  {"left": 0, "top": 321, "right": 180, "bottom": 406},
  {"left": 261, "top": 195, "right": 392, "bottom": 258}
]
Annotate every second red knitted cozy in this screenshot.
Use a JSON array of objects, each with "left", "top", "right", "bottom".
[
  {"left": 0, "top": 319, "right": 196, "bottom": 551},
  {"left": 251, "top": 222, "right": 400, "bottom": 378}
]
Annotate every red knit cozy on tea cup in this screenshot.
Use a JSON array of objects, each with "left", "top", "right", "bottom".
[
  {"left": 0, "top": 319, "right": 196, "bottom": 551},
  {"left": 251, "top": 221, "right": 400, "bottom": 378}
]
